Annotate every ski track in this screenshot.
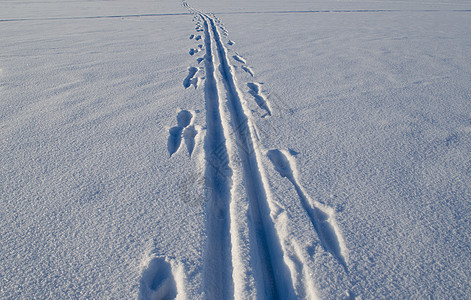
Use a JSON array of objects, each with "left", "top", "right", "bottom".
[
  {"left": 204, "top": 12, "right": 295, "bottom": 299},
  {"left": 180, "top": 0, "right": 349, "bottom": 298},
  {"left": 199, "top": 11, "right": 234, "bottom": 299}
]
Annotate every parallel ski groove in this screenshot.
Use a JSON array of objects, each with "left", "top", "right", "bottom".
[
  {"left": 183, "top": 1, "right": 298, "bottom": 298},
  {"left": 200, "top": 13, "right": 234, "bottom": 299},
  {"left": 204, "top": 15, "right": 296, "bottom": 299}
]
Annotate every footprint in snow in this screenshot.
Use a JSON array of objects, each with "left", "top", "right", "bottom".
[
  {"left": 247, "top": 82, "right": 271, "bottom": 117},
  {"left": 183, "top": 67, "right": 198, "bottom": 89},
  {"left": 232, "top": 55, "right": 246, "bottom": 64},
  {"left": 167, "top": 110, "right": 198, "bottom": 158},
  {"left": 189, "top": 48, "right": 200, "bottom": 56},
  {"left": 267, "top": 149, "right": 349, "bottom": 271},
  {"left": 139, "top": 257, "right": 177, "bottom": 300},
  {"left": 242, "top": 66, "right": 254, "bottom": 77}
]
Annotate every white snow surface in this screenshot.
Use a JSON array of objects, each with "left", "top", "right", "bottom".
[{"left": 1, "top": 0, "right": 470, "bottom": 299}]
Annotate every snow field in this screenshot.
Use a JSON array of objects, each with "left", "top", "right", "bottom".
[{"left": 1, "top": 0, "right": 470, "bottom": 299}]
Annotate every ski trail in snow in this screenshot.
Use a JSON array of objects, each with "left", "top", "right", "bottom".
[
  {"left": 204, "top": 14, "right": 296, "bottom": 299},
  {"left": 267, "top": 149, "right": 349, "bottom": 270},
  {"left": 182, "top": 1, "right": 341, "bottom": 298},
  {"left": 183, "top": 5, "right": 235, "bottom": 297},
  {"left": 198, "top": 12, "right": 235, "bottom": 299},
  {"left": 184, "top": 1, "right": 296, "bottom": 297}
]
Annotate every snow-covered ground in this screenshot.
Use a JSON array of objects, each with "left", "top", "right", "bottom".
[{"left": 1, "top": 0, "right": 470, "bottom": 299}]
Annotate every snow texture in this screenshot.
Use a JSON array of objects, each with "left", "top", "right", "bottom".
[{"left": 1, "top": 0, "right": 470, "bottom": 299}]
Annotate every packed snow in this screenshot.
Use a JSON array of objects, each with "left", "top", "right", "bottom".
[{"left": 1, "top": 0, "right": 470, "bottom": 299}]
